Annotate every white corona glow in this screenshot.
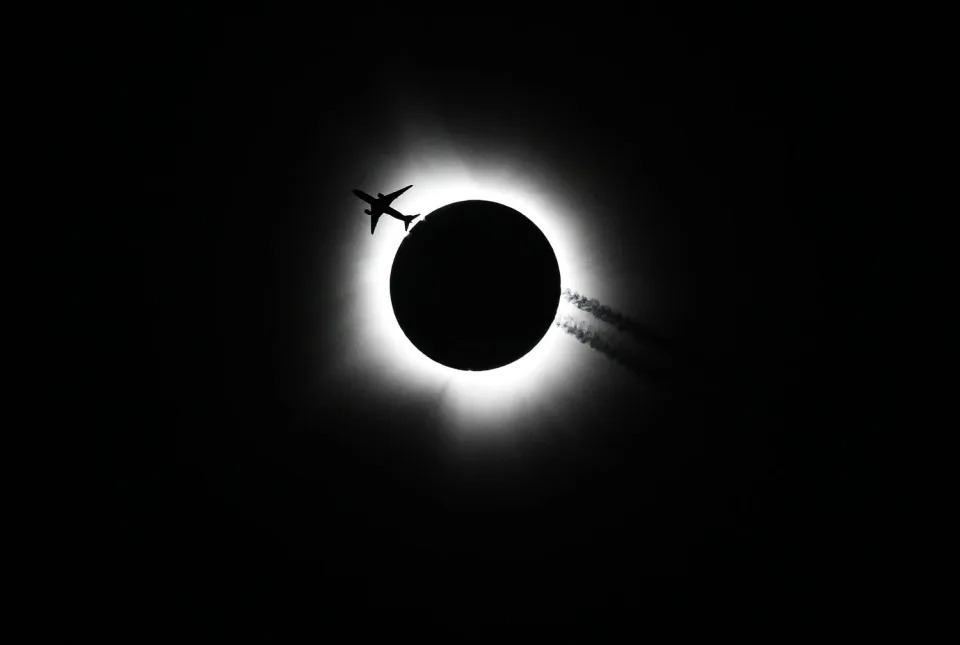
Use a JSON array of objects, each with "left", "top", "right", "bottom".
[{"left": 333, "top": 137, "right": 604, "bottom": 439}]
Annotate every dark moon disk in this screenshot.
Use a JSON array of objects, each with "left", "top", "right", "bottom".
[{"left": 390, "top": 200, "right": 561, "bottom": 371}]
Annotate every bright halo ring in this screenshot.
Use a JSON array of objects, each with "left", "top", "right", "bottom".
[{"left": 336, "top": 144, "right": 595, "bottom": 437}]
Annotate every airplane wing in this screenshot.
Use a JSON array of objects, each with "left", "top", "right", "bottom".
[
  {"left": 381, "top": 184, "right": 413, "bottom": 205},
  {"left": 370, "top": 211, "right": 382, "bottom": 235}
]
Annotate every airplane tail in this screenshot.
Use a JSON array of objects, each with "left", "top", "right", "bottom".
[{"left": 403, "top": 214, "right": 420, "bottom": 231}]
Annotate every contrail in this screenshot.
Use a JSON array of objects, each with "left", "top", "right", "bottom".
[
  {"left": 554, "top": 315, "right": 618, "bottom": 358},
  {"left": 561, "top": 288, "right": 672, "bottom": 349},
  {"left": 553, "top": 315, "right": 671, "bottom": 384}
]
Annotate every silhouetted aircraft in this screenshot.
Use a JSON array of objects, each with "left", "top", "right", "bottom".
[{"left": 352, "top": 184, "right": 420, "bottom": 234}]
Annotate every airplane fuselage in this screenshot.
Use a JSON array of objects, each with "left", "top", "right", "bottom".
[
  {"left": 352, "top": 189, "right": 377, "bottom": 207},
  {"left": 352, "top": 189, "right": 405, "bottom": 219}
]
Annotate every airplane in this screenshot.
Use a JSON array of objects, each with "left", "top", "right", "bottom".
[{"left": 351, "top": 184, "right": 420, "bottom": 235}]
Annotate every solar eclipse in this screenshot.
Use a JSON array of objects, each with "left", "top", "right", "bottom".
[{"left": 390, "top": 200, "right": 561, "bottom": 371}]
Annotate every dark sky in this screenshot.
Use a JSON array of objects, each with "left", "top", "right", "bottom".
[{"left": 98, "top": 7, "right": 903, "bottom": 637}]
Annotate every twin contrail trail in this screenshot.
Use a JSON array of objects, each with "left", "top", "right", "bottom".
[
  {"left": 560, "top": 288, "right": 673, "bottom": 349},
  {"left": 554, "top": 290, "right": 677, "bottom": 385}
]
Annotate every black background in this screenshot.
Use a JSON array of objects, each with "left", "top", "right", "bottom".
[{"left": 92, "top": 6, "right": 906, "bottom": 637}]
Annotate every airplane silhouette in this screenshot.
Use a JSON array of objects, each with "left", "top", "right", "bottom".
[{"left": 352, "top": 184, "right": 420, "bottom": 234}]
